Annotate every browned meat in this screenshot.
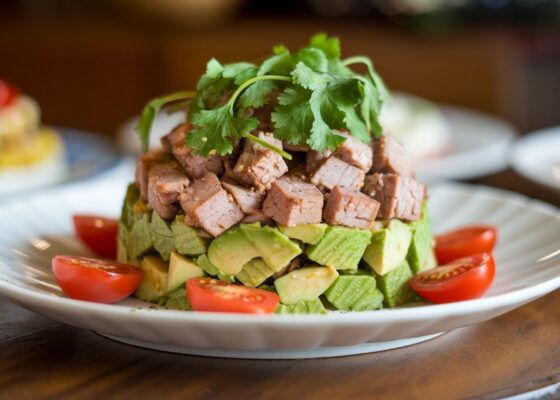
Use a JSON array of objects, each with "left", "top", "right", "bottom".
[
  {"left": 310, "top": 156, "right": 365, "bottom": 190},
  {"left": 135, "top": 149, "right": 170, "bottom": 201},
  {"left": 262, "top": 176, "right": 323, "bottom": 227},
  {"left": 272, "top": 257, "right": 302, "bottom": 279},
  {"left": 333, "top": 131, "right": 373, "bottom": 172},
  {"left": 362, "top": 173, "right": 425, "bottom": 221},
  {"left": 284, "top": 143, "right": 311, "bottom": 152},
  {"left": 323, "top": 186, "right": 379, "bottom": 229},
  {"left": 160, "top": 122, "right": 186, "bottom": 153},
  {"left": 371, "top": 135, "right": 414, "bottom": 177},
  {"left": 233, "top": 132, "right": 288, "bottom": 192},
  {"left": 179, "top": 173, "right": 244, "bottom": 236},
  {"left": 306, "top": 150, "right": 332, "bottom": 175},
  {"left": 221, "top": 181, "right": 265, "bottom": 214},
  {"left": 147, "top": 161, "right": 190, "bottom": 220},
  {"left": 170, "top": 123, "right": 224, "bottom": 179},
  {"left": 241, "top": 210, "right": 274, "bottom": 225}
]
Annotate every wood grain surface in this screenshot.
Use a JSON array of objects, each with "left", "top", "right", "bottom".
[{"left": 0, "top": 170, "right": 559, "bottom": 400}]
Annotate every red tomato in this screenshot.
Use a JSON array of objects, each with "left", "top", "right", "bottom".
[
  {"left": 0, "top": 79, "right": 20, "bottom": 107},
  {"left": 73, "top": 215, "right": 119, "bottom": 259},
  {"left": 410, "top": 253, "right": 495, "bottom": 304},
  {"left": 435, "top": 225, "right": 497, "bottom": 264},
  {"left": 52, "top": 255, "right": 143, "bottom": 303},
  {"left": 187, "top": 277, "right": 280, "bottom": 314}
]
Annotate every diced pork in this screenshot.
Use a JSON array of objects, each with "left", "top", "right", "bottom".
[
  {"left": 179, "top": 173, "right": 244, "bottom": 236},
  {"left": 233, "top": 132, "right": 288, "bottom": 192},
  {"left": 333, "top": 131, "right": 373, "bottom": 172},
  {"left": 306, "top": 150, "right": 332, "bottom": 175},
  {"left": 147, "top": 161, "right": 190, "bottom": 220},
  {"left": 262, "top": 176, "right": 323, "bottom": 227},
  {"left": 241, "top": 210, "right": 273, "bottom": 225},
  {"left": 170, "top": 123, "right": 224, "bottom": 179},
  {"left": 371, "top": 135, "right": 415, "bottom": 177},
  {"left": 284, "top": 143, "right": 311, "bottom": 152},
  {"left": 310, "top": 156, "right": 365, "bottom": 190},
  {"left": 221, "top": 181, "right": 265, "bottom": 214},
  {"left": 323, "top": 186, "right": 379, "bottom": 229},
  {"left": 160, "top": 122, "right": 186, "bottom": 153},
  {"left": 362, "top": 173, "right": 425, "bottom": 221},
  {"left": 135, "top": 149, "right": 170, "bottom": 201}
]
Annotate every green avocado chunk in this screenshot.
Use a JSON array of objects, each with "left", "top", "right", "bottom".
[
  {"left": 236, "top": 258, "right": 276, "bottom": 287},
  {"left": 157, "top": 287, "right": 192, "bottom": 311},
  {"left": 151, "top": 212, "right": 176, "bottom": 261},
  {"left": 363, "top": 219, "right": 412, "bottom": 276},
  {"left": 171, "top": 215, "right": 208, "bottom": 256},
  {"left": 375, "top": 260, "right": 415, "bottom": 308},
  {"left": 135, "top": 255, "right": 168, "bottom": 302},
  {"left": 407, "top": 204, "right": 434, "bottom": 274},
  {"left": 128, "top": 213, "right": 154, "bottom": 259},
  {"left": 278, "top": 224, "right": 328, "bottom": 245},
  {"left": 274, "top": 265, "right": 339, "bottom": 305},
  {"left": 117, "top": 220, "right": 130, "bottom": 264},
  {"left": 120, "top": 183, "right": 140, "bottom": 230},
  {"left": 275, "top": 298, "right": 327, "bottom": 315},
  {"left": 168, "top": 252, "right": 204, "bottom": 293},
  {"left": 240, "top": 224, "right": 302, "bottom": 272},
  {"left": 325, "top": 275, "right": 384, "bottom": 311},
  {"left": 196, "top": 254, "right": 235, "bottom": 283},
  {"left": 207, "top": 226, "right": 260, "bottom": 275},
  {"left": 306, "top": 226, "right": 372, "bottom": 271}
]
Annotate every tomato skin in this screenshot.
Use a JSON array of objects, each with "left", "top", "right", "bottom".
[
  {"left": 435, "top": 225, "right": 497, "bottom": 264},
  {"left": 187, "top": 278, "right": 280, "bottom": 314},
  {"left": 410, "top": 253, "right": 495, "bottom": 304},
  {"left": 52, "top": 255, "right": 143, "bottom": 304},
  {"left": 0, "top": 80, "right": 20, "bottom": 107},
  {"left": 73, "top": 215, "right": 119, "bottom": 259}
]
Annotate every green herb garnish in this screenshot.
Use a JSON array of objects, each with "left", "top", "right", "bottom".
[{"left": 135, "top": 33, "right": 389, "bottom": 158}]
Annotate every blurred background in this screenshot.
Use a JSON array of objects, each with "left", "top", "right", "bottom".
[{"left": 1, "top": 0, "right": 560, "bottom": 136}]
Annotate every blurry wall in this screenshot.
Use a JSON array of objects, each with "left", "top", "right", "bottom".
[{"left": 1, "top": 0, "right": 559, "bottom": 135}]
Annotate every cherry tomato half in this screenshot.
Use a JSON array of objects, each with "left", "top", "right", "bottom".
[
  {"left": 73, "top": 215, "right": 119, "bottom": 259},
  {"left": 410, "top": 253, "right": 495, "bottom": 304},
  {"left": 0, "top": 79, "right": 20, "bottom": 108},
  {"left": 52, "top": 255, "right": 143, "bottom": 303},
  {"left": 187, "top": 277, "right": 280, "bottom": 314},
  {"left": 435, "top": 225, "right": 497, "bottom": 264}
]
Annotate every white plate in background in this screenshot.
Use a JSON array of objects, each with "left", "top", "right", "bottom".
[
  {"left": 0, "top": 179, "right": 558, "bottom": 359},
  {"left": 510, "top": 126, "right": 560, "bottom": 192}
]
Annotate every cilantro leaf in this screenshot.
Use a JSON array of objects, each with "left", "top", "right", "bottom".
[
  {"left": 196, "top": 58, "right": 225, "bottom": 91},
  {"left": 307, "top": 87, "right": 346, "bottom": 151},
  {"left": 291, "top": 62, "right": 331, "bottom": 91},
  {"left": 188, "top": 106, "right": 258, "bottom": 156},
  {"left": 297, "top": 47, "right": 329, "bottom": 72},
  {"left": 327, "top": 79, "right": 369, "bottom": 143},
  {"left": 222, "top": 62, "right": 258, "bottom": 85},
  {"left": 271, "top": 87, "right": 313, "bottom": 145},
  {"left": 309, "top": 33, "right": 341, "bottom": 60}
]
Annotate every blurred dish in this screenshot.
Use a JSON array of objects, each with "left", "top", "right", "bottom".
[
  {"left": 118, "top": 95, "right": 516, "bottom": 182},
  {"left": 510, "top": 126, "right": 560, "bottom": 192}
]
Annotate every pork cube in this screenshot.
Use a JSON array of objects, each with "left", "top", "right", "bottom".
[
  {"left": 310, "top": 156, "right": 365, "bottom": 190},
  {"left": 305, "top": 150, "right": 332, "bottom": 175},
  {"left": 241, "top": 210, "right": 274, "bottom": 225},
  {"left": 233, "top": 132, "right": 288, "bottom": 192},
  {"left": 170, "top": 123, "right": 224, "bottom": 179},
  {"left": 372, "top": 135, "right": 414, "bottom": 177},
  {"left": 333, "top": 131, "right": 373, "bottom": 172},
  {"left": 221, "top": 181, "right": 265, "bottom": 214},
  {"left": 263, "top": 176, "right": 324, "bottom": 227},
  {"left": 160, "top": 122, "right": 186, "bottom": 153},
  {"left": 362, "top": 173, "right": 425, "bottom": 221},
  {"left": 323, "top": 186, "right": 380, "bottom": 229},
  {"left": 135, "top": 149, "right": 170, "bottom": 201},
  {"left": 147, "top": 161, "right": 190, "bottom": 220},
  {"left": 179, "top": 173, "right": 244, "bottom": 236}
]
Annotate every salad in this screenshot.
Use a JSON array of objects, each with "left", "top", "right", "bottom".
[{"left": 53, "top": 34, "right": 497, "bottom": 314}]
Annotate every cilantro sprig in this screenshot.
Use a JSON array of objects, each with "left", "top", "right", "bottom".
[{"left": 135, "top": 33, "right": 390, "bottom": 158}]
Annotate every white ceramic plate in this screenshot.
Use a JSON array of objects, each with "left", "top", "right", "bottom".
[
  {"left": 510, "top": 126, "right": 560, "bottom": 192},
  {"left": 0, "top": 179, "right": 559, "bottom": 359}
]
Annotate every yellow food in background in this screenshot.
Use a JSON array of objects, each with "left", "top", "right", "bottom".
[{"left": 0, "top": 128, "right": 63, "bottom": 169}]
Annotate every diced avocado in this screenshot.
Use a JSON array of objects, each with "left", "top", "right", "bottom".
[
  {"left": 306, "top": 226, "right": 372, "bottom": 271},
  {"left": 274, "top": 265, "right": 339, "bottom": 305},
  {"left": 275, "top": 298, "right": 327, "bottom": 315},
  {"left": 171, "top": 215, "right": 208, "bottom": 256},
  {"left": 196, "top": 254, "right": 235, "bottom": 283},
  {"left": 151, "top": 212, "right": 176, "bottom": 261},
  {"left": 236, "top": 258, "right": 275, "bottom": 287},
  {"left": 167, "top": 252, "right": 204, "bottom": 293},
  {"left": 240, "top": 224, "right": 302, "bottom": 272},
  {"left": 120, "top": 183, "right": 140, "bottom": 229},
  {"left": 135, "top": 255, "right": 168, "bottom": 302},
  {"left": 278, "top": 224, "right": 328, "bottom": 245},
  {"left": 363, "top": 219, "right": 412, "bottom": 276},
  {"left": 325, "top": 275, "right": 383, "bottom": 311},
  {"left": 117, "top": 221, "right": 129, "bottom": 264},
  {"left": 375, "top": 260, "right": 414, "bottom": 308},
  {"left": 407, "top": 204, "right": 434, "bottom": 274},
  {"left": 128, "top": 213, "right": 154, "bottom": 259},
  {"left": 157, "top": 287, "right": 192, "bottom": 311},
  {"left": 207, "top": 226, "right": 260, "bottom": 274}
]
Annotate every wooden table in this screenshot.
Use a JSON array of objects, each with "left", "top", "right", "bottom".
[{"left": 1, "top": 170, "right": 559, "bottom": 400}]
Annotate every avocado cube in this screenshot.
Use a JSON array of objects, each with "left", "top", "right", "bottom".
[
  {"left": 171, "top": 216, "right": 208, "bottom": 256},
  {"left": 207, "top": 226, "right": 261, "bottom": 275},
  {"left": 135, "top": 255, "right": 168, "bottom": 302},
  {"left": 274, "top": 265, "right": 339, "bottom": 305},
  {"left": 168, "top": 252, "right": 204, "bottom": 293},
  {"left": 236, "top": 258, "right": 276, "bottom": 287},
  {"left": 275, "top": 298, "right": 327, "bottom": 315},
  {"left": 151, "top": 212, "right": 176, "bottom": 261},
  {"left": 278, "top": 224, "right": 328, "bottom": 245},
  {"left": 325, "top": 275, "right": 384, "bottom": 311},
  {"left": 407, "top": 204, "right": 434, "bottom": 274},
  {"left": 128, "top": 213, "right": 154, "bottom": 259},
  {"left": 376, "top": 260, "right": 414, "bottom": 308},
  {"left": 363, "top": 219, "right": 412, "bottom": 276}
]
